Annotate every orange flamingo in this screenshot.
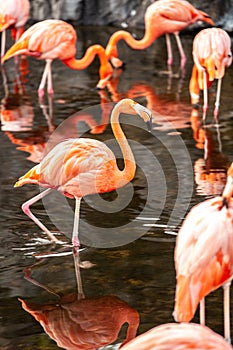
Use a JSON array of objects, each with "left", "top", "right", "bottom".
[
  {"left": 19, "top": 250, "right": 140, "bottom": 349},
  {"left": 120, "top": 322, "right": 233, "bottom": 349},
  {"left": 0, "top": 0, "right": 30, "bottom": 58},
  {"left": 173, "top": 163, "right": 233, "bottom": 343},
  {"left": 14, "top": 99, "right": 152, "bottom": 247},
  {"left": 105, "top": 0, "right": 214, "bottom": 70},
  {"left": 189, "top": 28, "right": 232, "bottom": 121},
  {"left": 2, "top": 19, "right": 113, "bottom": 96}
]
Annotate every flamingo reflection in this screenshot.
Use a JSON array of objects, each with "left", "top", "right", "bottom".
[
  {"left": 19, "top": 250, "right": 139, "bottom": 349},
  {"left": 190, "top": 108, "right": 229, "bottom": 196}
]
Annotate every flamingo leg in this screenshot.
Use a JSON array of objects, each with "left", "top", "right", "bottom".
[
  {"left": 46, "top": 59, "right": 54, "bottom": 95},
  {"left": 1, "top": 30, "right": 6, "bottom": 61},
  {"left": 199, "top": 297, "right": 205, "bottom": 325},
  {"left": 165, "top": 34, "right": 173, "bottom": 66},
  {"left": 202, "top": 70, "right": 208, "bottom": 121},
  {"left": 73, "top": 248, "right": 85, "bottom": 300},
  {"left": 22, "top": 188, "right": 61, "bottom": 243},
  {"left": 38, "top": 59, "right": 52, "bottom": 97},
  {"left": 223, "top": 280, "right": 231, "bottom": 343},
  {"left": 72, "top": 197, "right": 82, "bottom": 247},
  {"left": 214, "top": 78, "right": 222, "bottom": 122},
  {"left": 174, "top": 32, "right": 186, "bottom": 69}
]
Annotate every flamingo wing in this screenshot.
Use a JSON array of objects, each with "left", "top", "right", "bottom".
[
  {"left": 15, "top": 138, "right": 120, "bottom": 198},
  {"left": 4, "top": 19, "right": 77, "bottom": 61}
]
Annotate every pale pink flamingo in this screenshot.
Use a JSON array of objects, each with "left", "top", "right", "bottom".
[
  {"left": 14, "top": 99, "right": 152, "bottom": 247},
  {"left": 3, "top": 19, "right": 113, "bottom": 96}
]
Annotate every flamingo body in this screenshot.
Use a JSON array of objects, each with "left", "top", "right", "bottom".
[
  {"left": 14, "top": 99, "right": 152, "bottom": 246},
  {"left": 3, "top": 19, "right": 113, "bottom": 95},
  {"left": 0, "top": 0, "right": 29, "bottom": 30},
  {"left": 174, "top": 163, "right": 233, "bottom": 341},
  {"left": 120, "top": 322, "right": 233, "bottom": 350},
  {"left": 189, "top": 28, "right": 232, "bottom": 119},
  {"left": 15, "top": 137, "right": 129, "bottom": 198},
  {"left": 105, "top": 0, "right": 214, "bottom": 69}
]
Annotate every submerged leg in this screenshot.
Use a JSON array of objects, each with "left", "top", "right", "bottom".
[
  {"left": 72, "top": 197, "right": 82, "bottom": 247},
  {"left": 22, "top": 188, "right": 61, "bottom": 243},
  {"left": 223, "top": 281, "right": 231, "bottom": 343},
  {"left": 199, "top": 297, "right": 205, "bottom": 325},
  {"left": 73, "top": 247, "right": 85, "bottom": 300},
  {"left": 214, "top": 78, "right": 222, "bottom": 122}
]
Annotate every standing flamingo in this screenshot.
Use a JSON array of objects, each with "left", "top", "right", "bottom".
[
  {"left": 0, "top": 0, "right": 30, "bottom": 59},
  {"left": 120, "top": 322, "right": 232, "bottom": 349},
  {"left": 2, "top": 19, "right": 113, "bottom": 96},
  {"left": 105, "top": 0, "right": 214, "bottom": 70},
  {"left": 173, "top": 163, "right": 233, "bottom": 343},
  {"left": 189, "top": 28, "right": 232, "bottom": 121},
  {"left": 14, "top": 99, "right": 152, "bottom": 247}
]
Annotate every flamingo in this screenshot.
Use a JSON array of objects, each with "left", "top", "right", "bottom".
[
  {"left": 105, "top": 0, "right": 214, "bottom": 70},
  {"left": 14, "top": 98, "right": 152, "bottom": 247},
  {"left": 120, "top": 322, "right": 233, "bottom": 349},
  {"left": 189, "top": 28, "right": 232, "bottom": 121},
  {"left": 0, "top": 0, "right": 30, "bottom": 59},
  {"left": 2, "top": 19, "right": 113, "bottom": 96},
  {"left": 173, "top": 163, "right": 233, "bottom": 343}
]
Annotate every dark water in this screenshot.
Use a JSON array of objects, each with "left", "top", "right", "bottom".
[{"left": 0, "top": 25, "right": 233, "bottom": 349}]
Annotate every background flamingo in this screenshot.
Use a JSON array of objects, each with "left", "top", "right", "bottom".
[
  {"left": 120, "top": 322, "right": 232, "bottom": 349},
  {"left": 173, "top": 163, "right": 233, "bottom": 343},
  {"left": 3, "top": 19, "right": 113, "bottom": 96},
  {"left": 14, "top": 99, "right": 152, "bottom": 247},
  {"left": 189, "top": 28, "right": 232, "bottom": 121},
  {"left": 105, "top": 0, "right": 214, "bottom": 70},
  {"left": 0, "top": 0, "right": 30, "bottom": 59}
]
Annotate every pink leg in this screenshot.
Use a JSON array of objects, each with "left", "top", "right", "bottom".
[
  {"left": 46, "top": 59, "right": 54, "bottom": 95},
  {"left": 22, "top": 188, "right": 61, "bottom": 243},
  {"left": 174, "top": 33, "right": 186, "bottom": 69},
  {"left": 38, "top": 59, "right": 53, "bottom": 97},
  {"left": 72, "top": 197, "right": 81, "bottom": 247},
  {"left": 223, "top": 280, "right": 231, "bottom": 343},
  {"left": 1, "top": 30, "right": 6, "bottom": 61},
  {"left": 214, "top": 78, "right": 222, "bottom": 122},
  {"left": 165, "top": 34, "right": 173, "bottom": 66},
  {"left": 202, "top": 70, "right": 208, "bottom": 121}
]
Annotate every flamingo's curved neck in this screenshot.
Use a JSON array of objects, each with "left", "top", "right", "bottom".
[
  {"left": 62, "top": 44, "right": 108, "bottom": 70},
  {"left": 106, "top": 28, "right": 156, "bottom": 57},
  {"left": 111, "top": 104, "right": 136, "bottom": 181}
]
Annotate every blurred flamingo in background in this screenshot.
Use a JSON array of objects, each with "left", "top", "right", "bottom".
[
  {"left": 2, "top": 19, "right": 113, "bottom": 97},
  {"left": 189, "top": 28, "right": 232, "bottom": 121},
  {"left": 173, "top": 163, "right": 233, "bottom": 343},
  {"left": 0, "top": 0, "right": 30, "bottom": 59},
  {"left": 105, "top": 0, "right": 214, "bottom": 71},
  {"left": 19, "top": 250, "right": 139, "bottom": 349},
  {"left": 120, "top": 322, "right": 233, "bottom": 349},
  {"left": 13, "top": 99, "right": 152, "bottom": 247}
]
